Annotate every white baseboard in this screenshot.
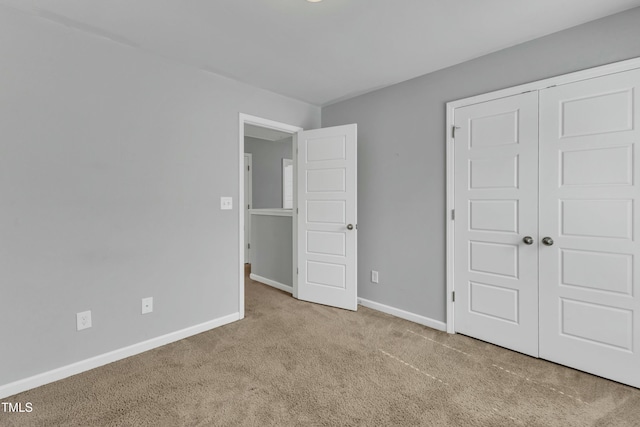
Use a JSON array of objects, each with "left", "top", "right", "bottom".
[
  {"left": 250, "top": 273, "right": 293, "bottom": 294},
  {"left": 358, "top": 298, "right": 446, "bottom": 332},
  {"left": 0, "top": 312, "right": 240, "bottom": 399}
]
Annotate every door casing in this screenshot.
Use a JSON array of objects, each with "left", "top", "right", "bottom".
[
  {"left": 446, "top": 56, "right": 640, "bottom": 334},
  {"left": 244, "top": 153, "right": 252, "bottom": 263}
]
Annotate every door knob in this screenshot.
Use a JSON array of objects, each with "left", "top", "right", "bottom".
[
  {"left": 347, "top": 224, "right": 354, "bottom": 230},
  {"left": 522, "top": 236, "right": 534, "bottom": 245},
  {"left": 542, "top": 237, "right": 554, "bottom": 246}
]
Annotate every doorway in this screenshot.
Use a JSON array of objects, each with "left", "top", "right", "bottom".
[
  {"left": 238, "top": 114, "right": 302, "bottom": 320},
  {"left": 238, "top": 114, "right": 359, "bottom": 318},
  {"left": 244, "top": 124, "right": 295, "bottom": 295}
]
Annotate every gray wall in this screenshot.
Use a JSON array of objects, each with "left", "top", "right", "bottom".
[
  {"left": 322, "top": 7, "right": 640, "bottom": 323},
  {"left": 244, "top": 137, "right": 293, "bottom": 209},
  {"left": 0, "top": 6, "right": 319, "bottom": 387},
  {"left": 250, "top": 215, "right": 293, "bottom": 287}
]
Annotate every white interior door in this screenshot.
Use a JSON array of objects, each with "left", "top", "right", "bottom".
[
  {"left": 297, "top": 124, "right": 357, "bottom": 311},
  {"left": 539, "top": 68, "right": 640, "bottom": 388},
  {"left": 453, "top": 92, "right": 539, "bottom": 357},
  {"left": 244, "top": 153, "right": 252, "bottom": 263}
]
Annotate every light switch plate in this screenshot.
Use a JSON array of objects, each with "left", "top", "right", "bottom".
[
  {"left": 77, "top": 310, "right": 92, "bottom": 331},
  {"left": 220, "top": 197, "right": 233, "bottom": 210}
]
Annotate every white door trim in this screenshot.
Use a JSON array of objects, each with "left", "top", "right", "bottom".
[
  {"left": 448, "top": 56, "right": 640, "bottom": 111},
  {"left": 238, "top": 114, "right": 302, "bottom": 319},
  {"left": 244, "top": 153, "right": 252, "bottom": 264},
  {"left": 282, "top": 158, "right": 293, "bottom": 209},
  {"left": 446, "top": 56, "right": 640, "bottom": 334}
]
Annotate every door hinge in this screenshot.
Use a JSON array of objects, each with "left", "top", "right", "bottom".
[
  {"left": 452, "top": 125, "right": 460, "bottom": 139},
  {"left": 452, "top": 291, "right": 455, "bottom": 302},
  {"left": 451, "top": 209, "right": 455, "bottom": 220},
  {"left": 247, "top": 165, "right": 250, "bottom": 171},
  {"left": 296, "top": 208, "right": 299, "bottom": 214},
  {"left": 296, "top": 268, "right": 299, "bottom": 275},
  {"left": 248, "top": 243, "right": 250, "bottom": 249},
  {"left": 248, "top": 204, "right": 250, "bottom": 209}
]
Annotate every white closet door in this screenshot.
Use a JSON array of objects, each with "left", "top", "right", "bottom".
[
  {"left": 539, "top": 68, "right": 640, "bottom": 388},
  {"left": 454, "top": 92, "right": 539, "bottom": 357}
]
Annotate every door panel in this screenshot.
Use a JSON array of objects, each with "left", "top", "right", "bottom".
[
  {"left": 539, "top": 68, "right": 640, "bottom": 388},
  {"left": 469, "top": 281, "right": 519, "bottom": 322},
  {"left": 469, "top": 241, "right": 519, "bottom": 278},
  {"left": 561, "top": 249, "right": 632, "bottom": 295},
  {"left": 297, "top": 124, "right": 357, "bottom": 311},
  {"left": 469, "top": 155, "right": 519, "bottom": 189},
  {"left": 469, "top": 200, "right": 518, "bottom": 232},
  {"left": 561, "top": 199, "right": 632, "bottom": 239},
  {"left": 561, "top": 145, "right": 632, "bottom": 186},
  {"left": 560, "top": 89, "right": 633, "bottom": 137},
  {"left": 454, "top": 92, "right": 539, "bottom": 357}
]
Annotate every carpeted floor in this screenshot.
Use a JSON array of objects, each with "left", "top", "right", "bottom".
[{"left": 2, "top": 268, "right": 640, "bottom": 426}]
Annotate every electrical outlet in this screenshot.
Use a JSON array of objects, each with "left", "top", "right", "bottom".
[
  {"left": 142, "top": 297, "right": 153, "bottom": 314},
  {"left": 220, "top": 197, "right": 233, "bottom": 210},
  {"left": 76, "top": 310, "right": 92, "bottom": 331},
  {"left": 371, "top": 270, "right": 379, "bottom": 284}
]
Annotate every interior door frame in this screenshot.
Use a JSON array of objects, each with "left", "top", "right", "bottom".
[
  {"left": 238, "top": 113, "right": 303, "bottom": 319},
  {"left": 244, "top": 153, "right": 252, "bottom": 263},
  {"left": 282, "top": 158, "right": 293, "bottom": 209},
  {"left": 445, "top": 56, "right": 640, "bottom": 334}
]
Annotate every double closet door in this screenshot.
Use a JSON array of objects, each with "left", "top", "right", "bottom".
[{"left": 453, "top": 67, "right": 640, "bottom": 388}]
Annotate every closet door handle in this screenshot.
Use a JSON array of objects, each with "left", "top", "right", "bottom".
[
  {"left": 542, "top": 237, "right": 554, "bottom": 246},
  {"left": 347, "top": 224, "right": 354, "bottom": 230},
  {"left": 522, "top": 236, "right": 534, "bottom": 245}
]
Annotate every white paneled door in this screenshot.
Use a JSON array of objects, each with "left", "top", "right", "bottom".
[
  {"left": 539, "top": 68, "right": 640, "bottom": 387},
  {"left": 454, "top": 92, "right": 540, "bottom": 357},
  {"left": 297, "top": 124, "right": 357, "bottom": 311}
]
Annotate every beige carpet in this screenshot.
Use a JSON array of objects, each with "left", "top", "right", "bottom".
[{"left": 2, "top": 270, "right": 640, "bottom": 426}]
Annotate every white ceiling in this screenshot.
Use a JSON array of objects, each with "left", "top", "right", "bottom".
[{"left": 3, "top": 0, "right": 640, "bottom": 106}]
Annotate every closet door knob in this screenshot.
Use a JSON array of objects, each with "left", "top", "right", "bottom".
[
  {"left": 522, "top": 236, "right": 534, "bottom": 245},
  {"left": 542, "top": 237, "right": 554, "bottom": 246},
  {"left": 347, "top": 224, "right": 354, "bottom": 230}
]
